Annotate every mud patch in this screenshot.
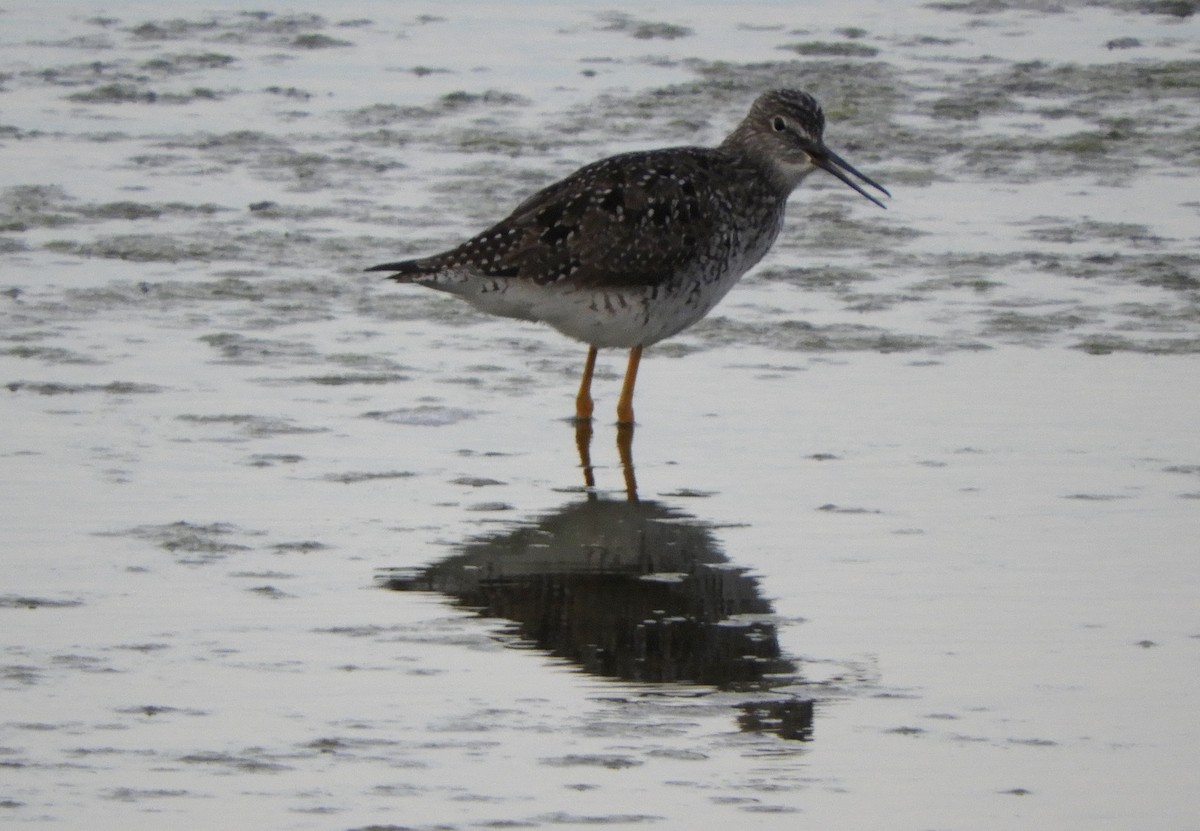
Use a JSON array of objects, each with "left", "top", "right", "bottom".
[
  {"left": 101, "top": 520, "right": 259, "bottom": 565},
  {"left": 5, "top": 380, "right": 164, "bottom": 395},
  {"left": 0, "top": 595, "right": 85, "bottom": 609}
]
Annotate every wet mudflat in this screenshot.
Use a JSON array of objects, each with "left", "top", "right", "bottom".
[{"left": 2, "top": 2, "right": 1199, "bottom": 829}]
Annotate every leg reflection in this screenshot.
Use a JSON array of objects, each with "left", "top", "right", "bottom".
[
  {"left": 573, "top": 419, "right": 638, "bottom": 502},
  {"left": 575, "top": 418, "right": 596, "bottom": 493},
  {"left": 617, "top": 423, "right": 637, "bottom": 503}
]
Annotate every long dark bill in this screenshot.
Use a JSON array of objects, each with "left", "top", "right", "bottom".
[{"left": 813, "top": 146, "right": 891, "bottom": 209}]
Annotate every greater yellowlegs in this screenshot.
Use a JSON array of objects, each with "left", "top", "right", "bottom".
[{"left": 368, "top": 89, "right": 889, "bottom": 424}]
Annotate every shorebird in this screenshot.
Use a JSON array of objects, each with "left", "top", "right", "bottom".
[{"left": 368, "top": 89, "right": 888, "bottom": 424}]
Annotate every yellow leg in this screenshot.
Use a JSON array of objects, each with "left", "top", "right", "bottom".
[
  {"left": 615, "top": 345, "right": 642, "bottom": 425},
  {"left": 575, "top": 346, "right": 598, "bottom": 421}
]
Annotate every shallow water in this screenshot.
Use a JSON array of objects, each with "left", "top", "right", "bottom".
[{"left": 2, "top": 2, "right": 1199, "bottom": 829}]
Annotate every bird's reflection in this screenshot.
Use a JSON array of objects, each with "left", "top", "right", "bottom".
[{"left": 380, "top": 424, "right": 813, "bottom": 741}]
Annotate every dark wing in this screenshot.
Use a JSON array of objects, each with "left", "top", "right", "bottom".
[{"left": 369, "top": 148, "right": 739, "bottom": 289}]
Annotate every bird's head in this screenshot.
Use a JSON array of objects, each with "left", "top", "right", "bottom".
[{"left": 729, "top": 89, "right": 890, "bottom": 208}]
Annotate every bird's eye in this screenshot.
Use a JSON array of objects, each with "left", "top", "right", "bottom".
[{"left": 771, "top": 116, "right": 787, "bottom": 132}]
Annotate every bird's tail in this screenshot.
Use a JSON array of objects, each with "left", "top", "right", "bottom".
[{"left": 364, "top": 259, "right": 430, "bottom": 282}]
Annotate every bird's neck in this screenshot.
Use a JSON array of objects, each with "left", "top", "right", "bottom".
[{"left": 718, "top": 132, "right": 811, "bottom": 195}]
